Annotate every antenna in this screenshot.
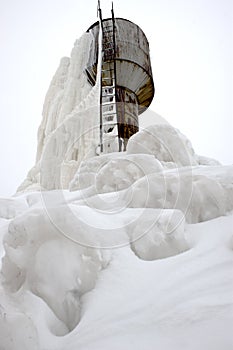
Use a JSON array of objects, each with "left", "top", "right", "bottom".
[
  {"left": 97, "top": 0, "right": 103, "bottom": 30},
  {"left": 111, "top": 1, "right": 114, "bottom": 17},
  {"left": 97, "top": 1, "right": 115, "bottom": 19},
  {"left": 97, "top": 0, "right": 101, "bottom": 18}
]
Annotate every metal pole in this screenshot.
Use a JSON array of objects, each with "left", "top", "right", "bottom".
[
  {"left": 111, "top": 2, "right": 121, "bottom": 151},
  {"left": 97, "top": 0, "right": 104, "bottom": 153}
]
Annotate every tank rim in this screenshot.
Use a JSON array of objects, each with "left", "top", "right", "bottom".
[{"left": 86, "top": 17, "right": 149, "bottom": 46}]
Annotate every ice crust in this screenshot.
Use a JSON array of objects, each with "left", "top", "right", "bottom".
[{"left": 1, "top": 29, "right": 233, "bottom": 350}]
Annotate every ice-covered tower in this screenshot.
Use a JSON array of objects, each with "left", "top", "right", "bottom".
[
  {"left": 17, "top": 2, "right": 155, "bottom": 192},
  {"left": 86, "top": 2, "right": 154, "bottom": 153}
]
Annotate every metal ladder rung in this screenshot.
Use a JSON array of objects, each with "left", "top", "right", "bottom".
[
  {"left": 103, "top": 112, "right": 117, "bottom": 115},
  {"left": 103, "top": 44, "right": 114, "bottom": 49},
  {"left": 102, "top": 79, "right": 114, "bottom": 83},
  {"left": 102, "top": 100, "right": 115, "bottom": 104},
  {"left": 102, "top": 90, "right": 115, "bottom": 94},
  {"left": 102, "top": 76, "right": 114, "bottom": 80},
  {"left": 103, "top": 118, "right": 117, "bottom": 122},
  {"left": 102, "top": 84, "right": 115, "bottom": 88},
  {"left": 103, "top": 112, "right": 117, "bottom": 117},
  {"left": 102, "top": 109, "right": 116, "bottom": 112},
  {"left": 102, "top": 104, "right": 116, "bottom": 109},
  {"left": 102, "top": 110, "right": 117, "bottom": 116},
  {"left": 103, "top": 122, "right": 117, "bottom": 126},
  {"left": 103, "top": 25, "right": 113, "bottom": 29},
  {"left": 103, "top": 117, "right": 117, "bottom": 120},
  {"left": 102, "top": 107, "right": 117, "bottom": 112},
  {"left": 102, "top": 94, "right": 115, "bottom": 98},
  {"left": 102, "top": 101, "right": 116, "bottom": 105},
  {"left": 102, "top": 100, "right": 115, "bottom": 105},
  {"left": 102, "top": 68, "right": 114, "bottom": 72},
  {"left": 103, "top": 122, "right": 118, "bottom": 126},
  {"left": 102, "top": 102, "right": 116, "bottom": 106}
]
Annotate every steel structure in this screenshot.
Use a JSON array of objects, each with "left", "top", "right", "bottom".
[{"left": 86, "top": 2, "right": 154, "bottom": 153}]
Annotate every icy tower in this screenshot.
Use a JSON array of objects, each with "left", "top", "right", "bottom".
[{"left": 87, "top": 3, "right": 154, "bottom": 152}]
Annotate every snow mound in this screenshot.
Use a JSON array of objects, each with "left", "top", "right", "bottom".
[
  {"left": 0, "top": 197, "right": 28, "bottom": 219},
  {"left": 130, "top": 209, "right": 187, "bottom": 260},
  {"left": 127, "top": 124, "right": 198, "bottom": 166},
  {"left": 72, "top": 163, "right": 233, "bottom": 225},
  {"left": 2, "top": 207, "right": 111, "bottom": 331},
  {"left": 1, "top": 198, "right": 189, "bottom": 342},
  {"left": 196, "top": 154, "right": 222, "bottom": 166},
  {"left": 1, "top": 157, "right": 233, "bottom": 350},
  {"left": 127, "top": 172, "right": 230, "bottom": 223},
  {"left": 70, "top": 153, "right": 163, "bottom": 192}
]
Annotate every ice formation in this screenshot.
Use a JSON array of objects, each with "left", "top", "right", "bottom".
[
  {"left": 1, "top": 28, "right": 233, "bottom": 350},
  {"left": 18, "top": 31, "right": 101, "bottom": 193}
]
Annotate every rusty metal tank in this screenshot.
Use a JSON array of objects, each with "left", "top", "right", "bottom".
[
  {"left": 86, "top": 18, "right": 154, "bottom": 114},
  {"left": 85, "top": 13, "right": 154, "bottom": 153}
]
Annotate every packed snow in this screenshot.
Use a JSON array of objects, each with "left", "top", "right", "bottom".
[
  {"left": 1, "top": 121, "right": 233, "bottom": 349},
  {"left": 1, "top": 29, "right": 233, "bottom": 350}
]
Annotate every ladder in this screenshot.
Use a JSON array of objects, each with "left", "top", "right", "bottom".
[{"left": 98, "top": 1, "right": 121, "bottom": 153}]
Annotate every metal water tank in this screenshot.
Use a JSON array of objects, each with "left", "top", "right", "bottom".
[
  {"left": 86, "top": 15, "right": 154, "bottom": 152},
  {"left": 87, "top": 18, "right": 154, "bottom": 112}
]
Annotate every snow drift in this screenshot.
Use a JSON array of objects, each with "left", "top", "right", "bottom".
[{"left": 1, "top": 125, "right": 233, "bottom": 349}]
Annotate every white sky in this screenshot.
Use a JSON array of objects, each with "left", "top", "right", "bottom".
[{"left": 0, "top": 0, "right": 232, "bottom": 196}]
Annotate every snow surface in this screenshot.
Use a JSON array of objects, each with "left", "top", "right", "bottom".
[
  {"left": 1, "top": 126, "right": 233, "bottom": 349},
  {"left": 1, "top": 29, "right": 233, "bottom": 350}
]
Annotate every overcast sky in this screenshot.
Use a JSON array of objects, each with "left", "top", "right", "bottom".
[{"left": 0, "top": 0, "right": 232, "bottom": 196}]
